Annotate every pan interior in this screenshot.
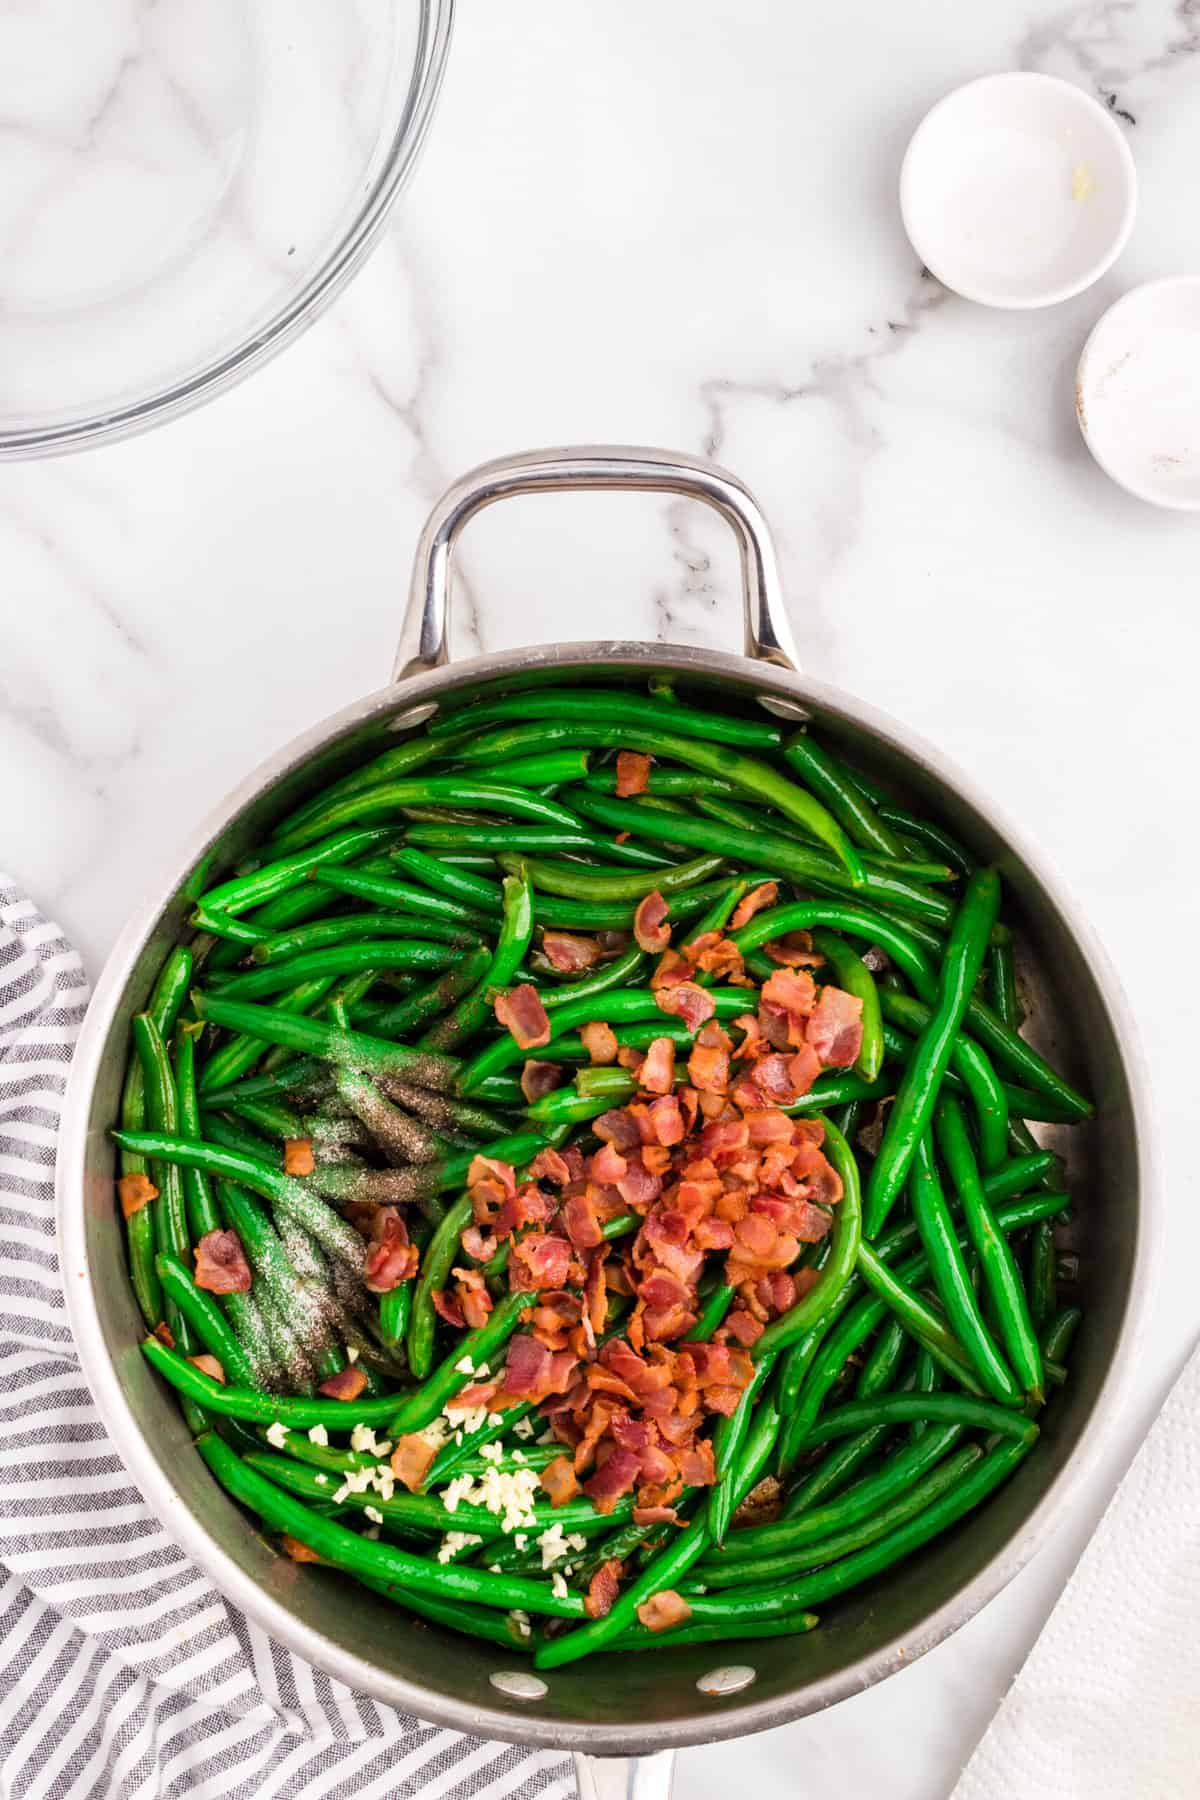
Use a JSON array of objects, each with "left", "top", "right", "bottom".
[{"left": 68, "top": 648, "right": 1141, "bottom": 1753}]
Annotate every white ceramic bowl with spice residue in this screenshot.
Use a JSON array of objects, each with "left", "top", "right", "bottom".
[
  {"left": 1076, "top": 277, "right": 1200, "bottom": 510},
  {"left": 900, "top": 72, "right": 1137, "bottom": 309}
]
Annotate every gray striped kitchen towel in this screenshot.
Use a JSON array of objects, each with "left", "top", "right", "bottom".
[{"left": 0, "top": 875, "right": 573, "bottom": 1800}]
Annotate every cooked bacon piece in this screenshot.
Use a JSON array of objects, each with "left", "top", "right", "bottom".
[
  {"left": 615, "top": 1155, "right": 664, "bottom": 1210},
  {"left": 584, "top": 1443, "right": 643, "bottom": 1512},
  {"left": 390, "top": 1433, "right": 437, "bottom": 1493},
  {"left": 152, "top": 1321, "right": 175, "bottom": 1349},
  {"left": 283, "top": 1138, "right": 315, "bottom": 1176},
  {"left": 542, "top": 930, "right": 604, "bottom": 973},
  {"left": 460, "top": 1225, "right": 498, "bottom": 1263},
  {"left": 509, "top": 1232, "right": 572, "bottom": 1293},
  {"left": 634, "top": 891, "right": 671, "bottom": 954},
  {"left": 730, "top": 881, "right": 778, "bottom": 929},
  {"left": 765, "top": 930, "right": 824, "bottom": 968},
  {"left": 806, "top": 984, "right": 864, "bottom": 1068},
  {"left": 431, "top": 1287, "right": 466, "bottom": 1328},
  {"left": 677, "top": 1438, "right": 717, "bottom": 1487},
  {"left": 585, "top": 1557, "right": 623, "bottom": 1619},
  {"left": 642, "top": 1096, "right": 685, "bottom": 1150},
  {"left": 521, "top": 1059, "right": 564, "bottom": 1104},
  {"left": 118, "top": 1172, "right": 157, "bottom": 1218},
  {"left": 636, "top": 1035, "right": 675, "bottom": 1096},
  {"left": 193, "top": 1229, "right": 252, "bottom": 1295},
  {"left": 584, "top": 1248, "right": 608, "bottom": 1336},
  {"left": 281, "top": 1535, "right": 326, "bottom": 1564},
  {"left": 540, "top": 1454, "right": 581, "bottom": 1507},
  {"left": 636, "top": 1589, "right": 692, "bottom": 1632},
  {"left": 318, "top": 1364, "right": 368, "bottom": 1401},
  {"left": 762, "top": 966, "right": 817, "bottom": 1022},
  {"left": 494, "top": 983, "right": 551, "bottom": 1049},
  {"left": 615, "top": 751, "right": 652, "bottom": 797},
  {"left": 749, "top": 1053, "right": 805, "bottom": 1106},
  {"left": 529, "top": 1146, "right": 573, "bottom": 1186},
  {"left": 650, "top": 947, "right": 692, "bottom": 990},
  {"left": 562, "top": 1191, "right": 605, "bottom": 1251},
  {"left": 468, "top": 1155, "right": 517, "bottom": 1209},
  {"left": 632, "top": 1502, "right": 680, "bottom": 1525},
  {"left": 581, "top": 1020, "right": 619, "bottom": 1065},
  {"left": 364, "top": 1211, "right": 418, "bottom": 1292},
  {"left": 688, "top": 1024, "right": 730, "bottom": 1094},
  {"left": 594, "top": 1106, "right": 641, "bottom": 1151},
  {"left": 588, "top": 1142, "right": 628, "bottom": 1185},
  {"left": 188, "top": 1354, "right": 225, "bottom": 1384},
  {"left": 499, "top": 1333, "right": 578, "bottom": 1403},
  {"left": 452, "top": 1266, "right": 494, "bottom": 1329},
  {"left": 450, "top": 1378, "right": 500, "bottom": 1414},
  {"left": 654, "top": 981, "right": 714, "bottom": 1032},
  {"left": 638, "top": 1211, "right": 704, "bottom": 1286},
  {"left": 691, "top": 935, "right": 746, "bottom": 983},
  {"left": 723, "top": 1307, "right": 765, "bottom": 1347}
]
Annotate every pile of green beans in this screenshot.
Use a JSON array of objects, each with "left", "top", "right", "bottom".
[{"left": 112, "top": 680, "right": 1090, "bottom": 1665}]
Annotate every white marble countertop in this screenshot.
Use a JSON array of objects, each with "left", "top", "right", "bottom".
[{"left": 6, "top": 2, "right": 1199, "bottom": 1794}]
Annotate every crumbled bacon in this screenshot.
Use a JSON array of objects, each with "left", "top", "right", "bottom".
[
  {"left": 806, "top": 984, "right": 864, "bottom": 1068},
  {"left": 188, "top": 1354, "right": 225, "bottom": 1384},
  {"left": 543, "top": 931, "right": 603, "bottom": 973},
  {"left": 636, "top": 1589, "right": 692, "bottom": 1632},
  {"left": 281, "top": 1535, "right": 326, "bottom": 1563},
  {"left": 730, "top": 881, "right": 778, "bottom": 929},
  {"left": 432, "top": 1287, "right": 466, "bottom": 1328},
  {"left": 615, "top": 751, "right": 652, "bottom": 797},
  {"left": 494, "top": 984, "right": 551, "bottom": 1049},
  {"left": 118, "top": 1172, "right": 157, "bottom": 1218},
  {"left": 654, "top": 982, "right": 714, "bottom": 1032},
  {"left": 529, "top": 1147, "right": 574, "bottom": 1186},
  {"left": 193, "top": 1229, "right": 252, "bottom": 1295},
  {"left": 364, "top": 1210, "right": 418, "bottom": 1292},
  {"left": 634, "top": 891, "right": 671, "bottom": 954},
  {"left": 390, "top": 1433, "right": 437, "bottom": 1493},
  {"left": 496, "top": 1333, "right": 579, "bottom": 1404},
  {"left": 509, "top": 1232, "right": 572, "bottom": 1293},
  {"left": 765, "top": 930, "right": 824, "bottom": 968},
  {"left": 152, "top": 1321, "right": 175, "bottom": 1349},
  {"left": 283, "top": 1138, "right": 315, "bottom": 1176},
  {"left": 585, "top": 1558, "right": 623, "bottom": 1619},
  {"left": 581, "top": 1021, "right": 619, "bottom": 1064},
  {"left": 540, "top": 1454, "right": 581, "bottom": 1507},
  {"left": 521, "top": 1060, "right": 564, "bottom": 1103},
  {"left": 318, "top": 1364, "right": 368, "bottom": 1401},
  {"left": 452, "top": 1266, "right": 494, "bottom": 1328},
  {"left": 638, "top": 1036, "right": 676, "bottom": 1095}
]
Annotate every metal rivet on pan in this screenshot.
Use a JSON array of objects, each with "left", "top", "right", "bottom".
[
  {"left": 490, "top": 1671, "right": 549, "bottom": 1700},
  {"left": 756, "top": 695, "right": 810, "bottom": 722},
  {"left": 388, "top": 703, "right": 439, "bottom": 732},
  {"left": 696, "top": 1664, "right": 757, "bottom": 1697}
]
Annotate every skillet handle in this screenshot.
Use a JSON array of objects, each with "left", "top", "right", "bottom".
[
  {"left": 393, "top": 445, "right": 798, "bottom": 678},
  {"left": 573, "top": 1749, "right": 676, "bottom": 1799}
]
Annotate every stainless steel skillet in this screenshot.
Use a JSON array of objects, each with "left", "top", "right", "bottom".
[{"left": 57, "top": 447, "right": 1152, "bottom": 1799}]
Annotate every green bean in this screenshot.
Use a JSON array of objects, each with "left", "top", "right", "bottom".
[
  {"left": 201, "top": 977, "right": 337, "bottom": 1092},
  {"left": 190, "top": 904, "right": 265, "bottom": 946},
  {"left": 459, "top": 987, "right": 749, "bottom": 1093},
  {"left": 217, "top": 1183, "right": 327, "bottom": 1387},
  {"left": 786, "top": 1072, "right": 891, "bottom": 1116},
  {"left": 909, "top": 1135, "right": 1021, "bottom": 1406},
  {"left": 1041, "top": 1305, "right": 1081, "bottom": 1364},
  {"left": 171, "top": 1028, "right": 223, "bottom": 1237},
  {"left": 311, "top": 865, "right": 490, "bottom": 928},
  {"left": 431, "top": 689, "right": 784, "bottom": 751},
  {"left": 699, "top": 1443, "right": 983, "bottom": 1585},
  {"left": 391, "top": 1290, "right": 531, "bottom": 1435},
  {"left": 693, "top": 799, "right": 955, "bottom": 886},
  {"left": 937, "top": 1097, "right": 1043, "bottom": 1402},
  {"left": 198, "top": 1060, "right": 332, "bottom": 1108},
  {"left": 1029, "top": 1222, "right": 1057, "bottom": 1332},
  {"left": 988, "top": 939, "right": 1022, "bottom": 1028},
  {"left": 208, "top": 940, "right": 460, "bottom": 1002},
  {"left": 800, "top": 1392, "right": 1038, "bottom": 1448},
  {"left": 356, "top": 949, "right": 494, "bottom": 1042},
  {"left": 409, "top": 827, "right": 673, "bottom": 869},
  {"left": 855, "top": 1316, "right": 907, "bottom": 1399},
  {"left": 133, "top": 1015, "right": 190, "bottom": 1321},
  {"left": 196, "top": 1432, "right": 584, "bottom": 1617},
  {"left": 539, "top": 944, "right": 647, "bottom": 1011},
  {"left": 865, "top": 867, "right": 1001, "bottom": 1238},
  {"left": 782, "top": 1421, "right": 895, "bottom": 1517},
  {"left": 118, "top": 948, "right": 193, "bottom": 1326},
  {"left": 427, "top": 1402, "right": 538, "bottom": 1485},
  {"left": 356, "top": 1571, "right": 542, "bottom": 1650},
  {"left": 272, "top": 729, "right": 473, "bottom": 836},
  {"left": 809, "top": 929, "right": 883, "bottom": 1082},
  {"left": 754, "top": 1116, "right": 862, "bottom": 1358},
  {"left": 421, "top": 871, "right": 535, "bottom": 1053},
  {"left": 606, "top": 1612, "right": 820, "bottom": 1651},
  {"left": 373, "top": 1076, "right": 514, "bottom": 1143},
  {"left": 498, "top": 851, "right": 726, "bottom": 905},
  {"left": 246, "top": 913, "right": 481, "bottom": 965},
  {"left": 487, "top": 750, "right": 592, "bottom": 786},
  {"left": 407, "top": 1193, "right": 471, "bottom": 1380},
  {"left": 193, "top": 995, "right": 458, "bottom": 1092},
  {"left": 154, "top": 1252, "right": 259, "bottom": 1388},
  {"left": 197, "top": 828, "right": 400, "bottom": 917},
  {"left": 982, "top": 1153, "right": 1059, "bottom": 1204},
  {"left": 780, "top": 733, "right": 906, "bottom": 856},
  {"left": 293, "top": 781, "right": 589, "bottom": 851},
  {"left": 585, "top": 767, "right": 734, "bottom": 799},
  {"left": 910, "top": 1347, "right": 941, "bottom": 1437},
  {"left": 730, "top": 898, "right": 935, "bottom": 992},
  {"left": 879, "top": 990, "right": 1010, "bottom": 1168},
  {"left": 572, "top": 792, "right": 957, "bottom": 925},
  {"left": 379, "top": 1282, "right": 412, "bottom": 1349},
  {"left": 144, "top": 1338, "right": 402, "bottom": 1425},
  {"left": 333, "top": 1066, "right": 447, "bottom": 1166},
  {"left": 687, "top": 1285, "right": 736, "bottom": 1342},
  {"left": 876, "top": 804, "right": 976, "bottom": 877},
  {"left": 708, "top": 1356, "right": 777, "bottom": 1545}
]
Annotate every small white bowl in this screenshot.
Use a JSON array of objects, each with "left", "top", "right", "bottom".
[
  {"left": 1076, "top": 277, "right": 1200, "bottom": 510},
  {"left": 900, "top": 72, "right": 1137, "bottom": 309}
]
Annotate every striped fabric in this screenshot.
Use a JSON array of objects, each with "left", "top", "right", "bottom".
[{"left": 0, "top": 876, "right": 573, "bottom": 1800}]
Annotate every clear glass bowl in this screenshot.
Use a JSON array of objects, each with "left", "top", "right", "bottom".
[{"left": 0, "top": 0, "right": 452, "bottom": 459}]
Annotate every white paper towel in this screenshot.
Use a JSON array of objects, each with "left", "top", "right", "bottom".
[{"left": 952, "top": 1339, "right": 1200, "bottom": 1799}]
